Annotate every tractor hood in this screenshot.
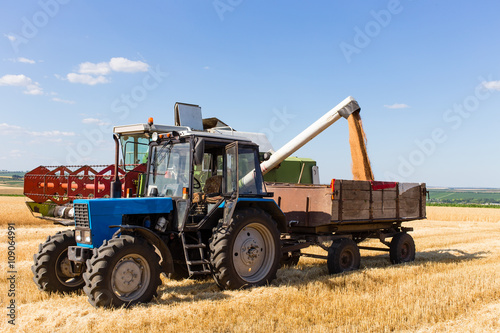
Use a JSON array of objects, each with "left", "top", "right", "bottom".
[{"left": 73, "top": 197, "right": 174, "bottom": 248}]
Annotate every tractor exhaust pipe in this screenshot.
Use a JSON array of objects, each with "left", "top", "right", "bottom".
[
  {"left": 111, "top": 134, "right": 122, "bottom": 198},
  {"left": 261, "top": 96, "right": 360, "bottom": 175}
]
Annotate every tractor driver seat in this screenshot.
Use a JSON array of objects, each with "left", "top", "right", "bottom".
[{"left": 192, "top": 175, "right": 223, "bottom": 204}]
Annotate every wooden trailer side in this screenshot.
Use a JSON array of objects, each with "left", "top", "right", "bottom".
[{"left": 266, "top": 180, "right": 426, "bottom": 228}]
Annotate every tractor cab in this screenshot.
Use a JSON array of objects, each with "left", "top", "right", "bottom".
[{"left": 143, "top": 131, "right": 267, "bottom": 232}]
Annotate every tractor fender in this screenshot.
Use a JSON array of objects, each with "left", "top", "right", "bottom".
[
  {"left": 111, "top": 225, "right": 174, "bottom": 274},
  {"left": 233, "top": 199, "right": 287, "bottom": 233}
]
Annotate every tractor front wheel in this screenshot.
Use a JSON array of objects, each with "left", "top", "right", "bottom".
[
  {"left": 83, "top": 235, "right": 162, "bottom": 308},
  {"left": 32, "top": 229, "right": 85, "bottom": 293}
]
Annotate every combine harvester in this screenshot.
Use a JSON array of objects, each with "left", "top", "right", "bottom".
[{"left": 29, "top": 97, "right": 426, "bottom": 308}]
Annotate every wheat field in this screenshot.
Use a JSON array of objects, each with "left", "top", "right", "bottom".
[{"left": 0, "top": 197, "right": 499, "bottom": 332}]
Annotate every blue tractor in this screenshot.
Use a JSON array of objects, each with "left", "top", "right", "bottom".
[{"left": 33, "top": 126, "right": 287, "bottom": 308}]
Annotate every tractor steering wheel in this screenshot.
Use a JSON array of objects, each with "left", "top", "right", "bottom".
[{"left": 193, "top": 177, "right": 202, "bottom": 190}]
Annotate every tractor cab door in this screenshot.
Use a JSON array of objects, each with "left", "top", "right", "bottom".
[
  {"left": 223, "top": 142, "right": 239, "bottom": 224},
  {"left": 222, "top": 141, "right": 267, "bottom": 224}
]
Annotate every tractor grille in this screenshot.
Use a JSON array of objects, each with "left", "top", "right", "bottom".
[{"left": 74, "top": 203, "right": 90, "bottom": 228}]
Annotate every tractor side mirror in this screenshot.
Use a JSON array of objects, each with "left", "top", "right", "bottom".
[{"left": 193, "top": 138, "right": 205, "bottom": 166}]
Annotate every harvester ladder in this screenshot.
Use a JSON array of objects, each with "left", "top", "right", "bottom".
[{"left": 180, "top": 231, "right": 211, "bottom": 277}]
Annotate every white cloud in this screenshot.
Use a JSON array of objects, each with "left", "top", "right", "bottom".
[
  {"left": 52, "top": 97, "right": 75, "bottom": 104},
  {"left": 109, "top": 57, "right": 149, "bottom": 73},
  {"left": 82, "top": 118, "right": 110, "bottom": 126},
  {"left": 0, "top": 123, "right": 23, "bottom": 135},
  {"left": 67, "top": 73, "right": 109, "bottom": 85},
  {"left": 78, "top": 61, "right": 111, "bottom": 75},
  {"left": 17, "top": 57, "right": 36, "bottom": 64},
  {"left": 0, "top": 74, "right": 32, "bottom": 86},
  {"left": 28, "top": 130, "right": 75, "bottom": 137},
  {"left": 4, "top": 34, "right": 16, "bottom": 42},
  {"left": 0, "top": 74, "right": 43, "bottom": 95},
  {"left": 384, "top": 103, "right": 409, "bottom": 109},
  {"left": 203, "top": 66, "right": 211, "bottom": 70},
  {"left": 482, "top": 80, "right": 500, "bottom": 91},
  {"left": 64, "top": 57, "right": 148, "bottom": 85},
  {"left": 25, "top": 84, "right": 43, "bottom": 95},
  {"left": 4, "top": 57, "right": 36, "bottom": 64},
  {"left": 0, "top": 123, "right": 75, "bottom": 138}
]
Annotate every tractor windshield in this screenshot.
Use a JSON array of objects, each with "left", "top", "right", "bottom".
[{"left": 147, "top": 142, "right": 191, "bottom": 197}]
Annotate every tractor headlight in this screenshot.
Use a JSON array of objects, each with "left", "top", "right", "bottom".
[
  {"left": 84, "top": 230, "right": 91, "bottom": 243},
  {"left": 75, "top": 229, "right": 91, "bottom": 244}
]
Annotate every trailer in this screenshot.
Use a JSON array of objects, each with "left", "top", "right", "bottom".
[
  {"left": 269, "top": 180, "right": 426, "bottom": 272},
  {"left": 30, "top": 97, "right": 426, "bottom": 308}
]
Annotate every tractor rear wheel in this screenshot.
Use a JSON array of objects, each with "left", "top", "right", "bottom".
[
  {"left": 389, "top": 233, "right": 415, "bottom": 264},
  {"left": 327, "top": 238, "right": 361, "bottom": 274},
  {"left": 83, "top": 235, "right": 162, "bottom": 308},
  {"left": 32, "top": 229, "right": 85, "bottom": 293},
  {"left": 209, "top": 208, "right": 281, "bottom": 290}
]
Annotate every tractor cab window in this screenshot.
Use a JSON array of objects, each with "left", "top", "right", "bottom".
[
  {"left": 192, "top": 143, "right": 225, "bottom": 203},
  {"left": 224, "top": 143, "right": 265, "bottom": 196},
  {"left": 193, "top": 153, "right": 214, "bottom": 192},
  {"left": 237, "top": 146, "right": 265, "bottom": 195},
  {"left": 120, "top": 134, "right": 150, "bottom": 170},
  {"left": 147, "top": 142, "right": 190, "bottom": 197}
]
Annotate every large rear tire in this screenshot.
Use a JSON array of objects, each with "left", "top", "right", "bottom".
[
  {"left": 83, "top": 235, "right": 162, "bottom": 308},
  {"left": 32, "top": 229, "right": 85, "bottom": 293},
  {"left": 327, "top": 238, "right": 361, "bottom": 274},
  {"left": 209, "top": 208, "right": 281, "bottom": 290},
  {"left": 389, "top": 233, "right": 415, "bottom": 264}
]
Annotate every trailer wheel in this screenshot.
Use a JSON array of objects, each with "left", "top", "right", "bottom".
[
  {"left": 209, "top": 208, "right": 281, "bottom": 290},
  {"left": 389, "top": 233, "right": 415, "bottom": 264},
  {"left": 327, "top": 238, "right": 361, "bottom": 274},
  {"left": 32, "top": 229, "right": 85, "bottom": 293},
  {"left": 83, "top": 235, "right": 162, "bottom": 308}
]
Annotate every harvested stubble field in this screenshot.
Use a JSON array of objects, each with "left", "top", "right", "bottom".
[{"left": 0, "top": 197, "right": 499, "bottom": 332}]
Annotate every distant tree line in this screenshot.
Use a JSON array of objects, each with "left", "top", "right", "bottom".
[{"left": 428, "top": 198, "right": 500, "bottom": 204}]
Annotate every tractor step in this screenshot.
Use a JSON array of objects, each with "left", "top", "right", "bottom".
[
  {"left": 184, "top": 243, "right": 206, "bottom": 249},
  {"left": 186, "top": 259, "right": 210, "bottom": 266},
  {"left": 190, "top": 270, "right": 211, "bottom": 275},
  {"left": 181, "top": 231, "right": 211, "bottom": 278}
]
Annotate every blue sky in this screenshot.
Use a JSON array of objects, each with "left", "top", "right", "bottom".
[{"left": 1, "top": 1, "right": 499, "bottom": 188}]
